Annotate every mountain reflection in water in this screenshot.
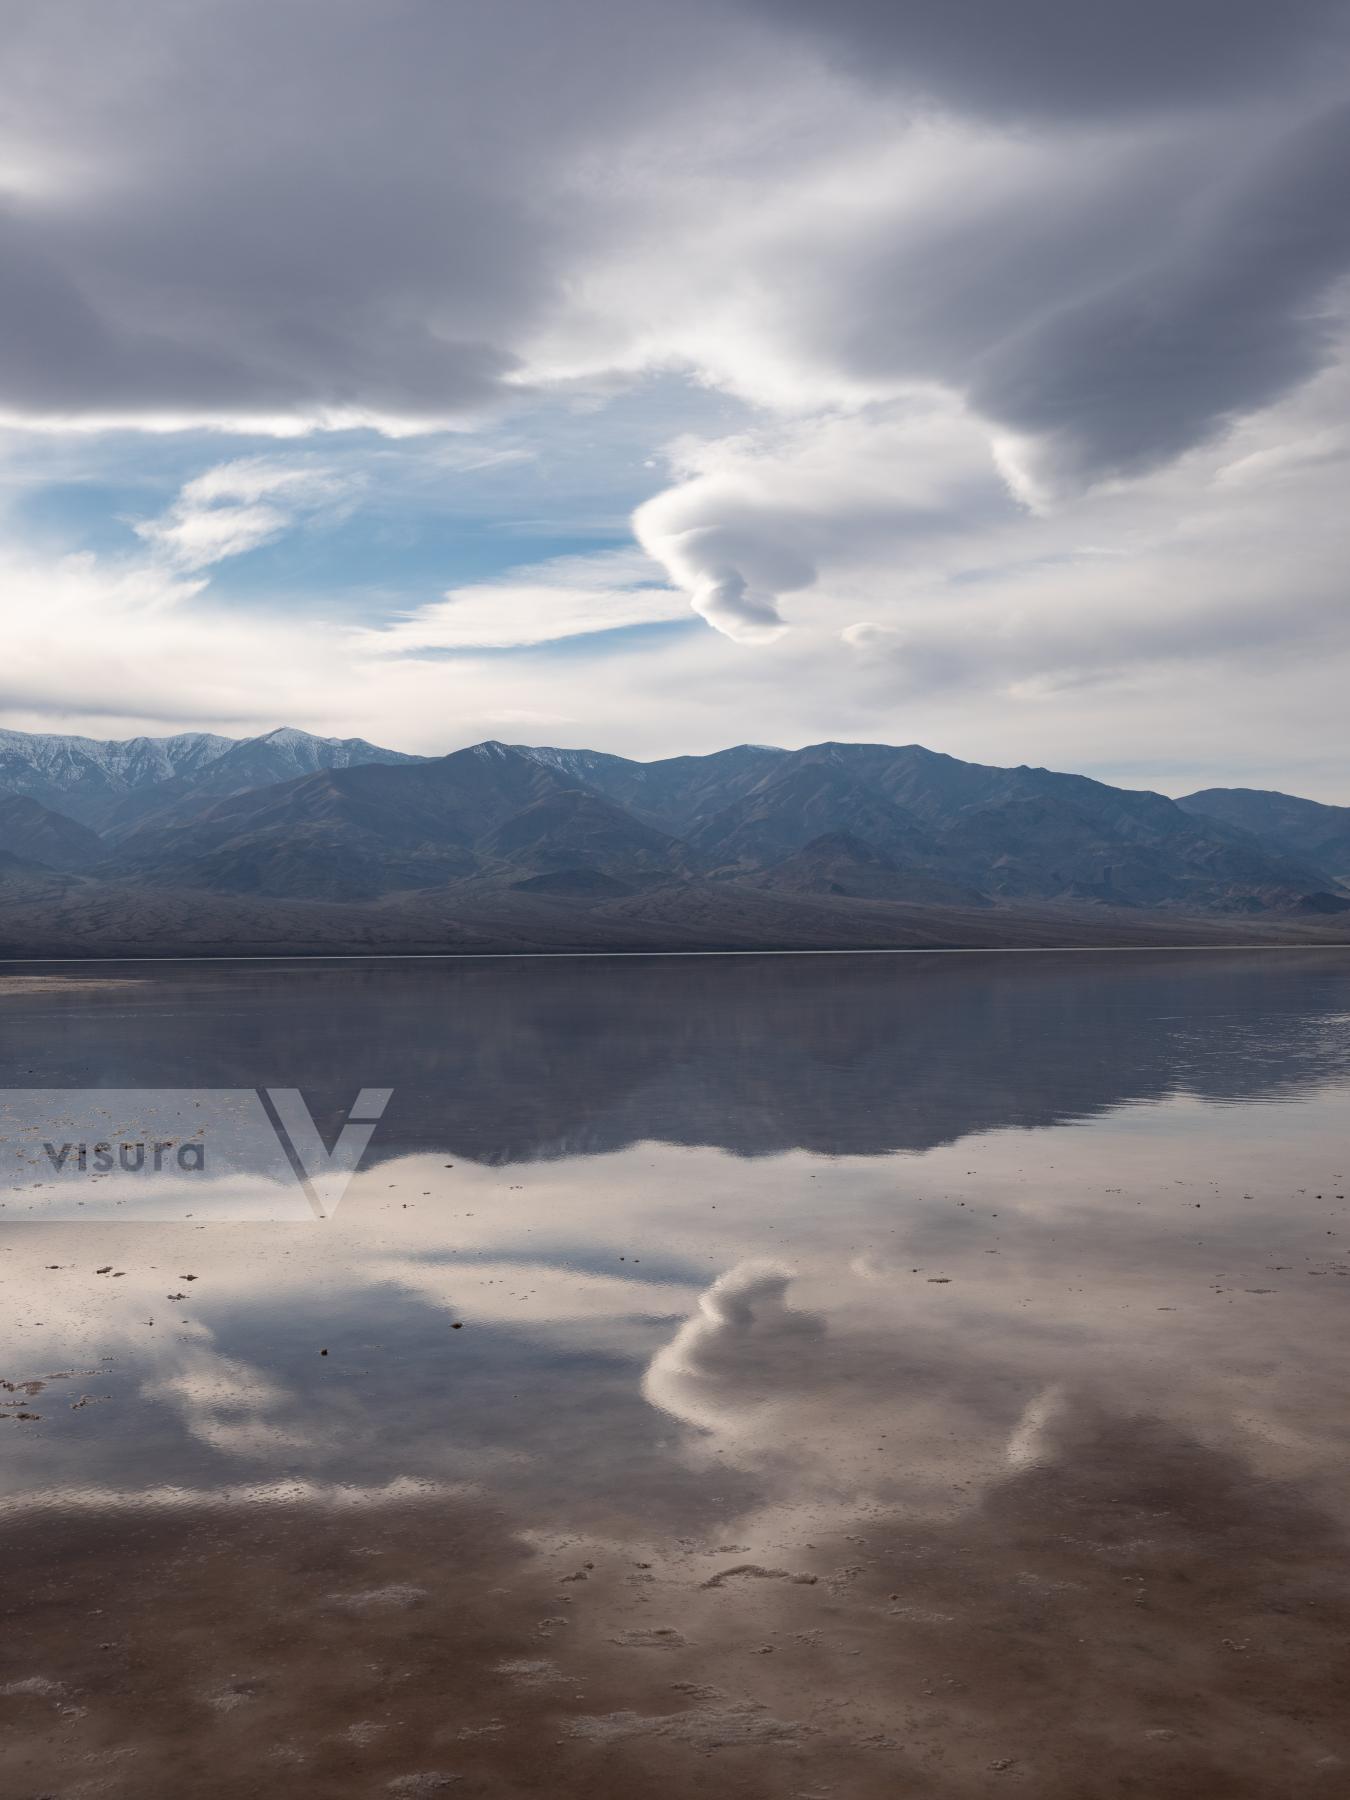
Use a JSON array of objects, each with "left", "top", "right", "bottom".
[{"left": 3, "top": 950, "right": 1349, "bottom": 1799}]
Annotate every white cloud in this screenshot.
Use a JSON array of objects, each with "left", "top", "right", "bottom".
[
  {"left": 634, "top": 395, "right": 1008, "bottom": 639},
  {"left": 134, "top": 457, "right": 352, "bottom": 571},
  {"left": 360, "top": 547, "right": 687, "bottom": 652}
]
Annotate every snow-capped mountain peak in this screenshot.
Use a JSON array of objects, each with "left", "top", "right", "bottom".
[{"left": 0, "top": 725, "right": 422, "bottom": 828}]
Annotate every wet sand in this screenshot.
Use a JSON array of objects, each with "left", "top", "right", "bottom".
[{"left": 7, "top": 1412, "right": 1350, "bottom": 1798}]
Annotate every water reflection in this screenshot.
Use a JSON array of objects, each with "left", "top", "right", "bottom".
[
  {"left": 3, "top": 951, "right": 1350, "bottom": 1163},
  {"left": 3, "top": 952, "right": 1350, "bottom": 1797}
]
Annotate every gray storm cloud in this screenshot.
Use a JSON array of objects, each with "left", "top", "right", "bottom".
[
  {"left": 2, "top": 0, "right": 1349, "bottom": 667},
  {"left": 0, "top": 0, "right": 733, "bottom": 429},
  {"left": 968, "top": 99, "right": 1350, "bottom": 502},
  {"left": 4, "top": 0, "right": 1347, "bottom": 456},
  {"left": 749, "top": 0, "right": 1350, "bottom": 117}
]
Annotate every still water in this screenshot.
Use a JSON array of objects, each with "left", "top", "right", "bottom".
[{"left": 2, "top": 951, "right": 1349, "bottom": 1798}]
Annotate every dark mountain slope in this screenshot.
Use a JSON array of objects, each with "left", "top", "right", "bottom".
[
  {"left": 0, "top": 794, "right": 104, "bottom": 871},
  {"left": 477, "top": 789, "right": 688, "bottom": 880},
  {"left": 508, "top": 867, "right": 636, "bottom": 898},
  {"left": 516, "top": 742, "right": 787, "bottom": 832},
  {"left": 105, "top": 742, "right": 680, "bottom": 900},
  {"left": 740, "top": 744, "right": 1337, "bottom": 908},
  {"left": 99, "top": 726, "right": 425, "bottom": 837},
  {"left": 931, "top": 791, "right": 1330, "bottom": 909},
  {"left": 755, "top": 832, "right": 989, "bottom": 906},
  {"left": 688, "top": 761, "right": 935, "bottom": 869},
  {"left": 1179, "top": 787, "right": 1350, "bottom": 884},
  {"left": 798, "top": 741, "right": 1216, "bottom": 839},
  {"left": 519, "top": 738, "right": 1339, "bottom": 908}
]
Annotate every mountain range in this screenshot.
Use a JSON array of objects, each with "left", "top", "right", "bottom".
[{"left": 0, "top": 725, "right": 1347, "bottom": 956}]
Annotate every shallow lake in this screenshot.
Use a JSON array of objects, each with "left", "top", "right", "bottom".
[{"left": 3, "top": 950, "right": 1349, "bottom": 1798}]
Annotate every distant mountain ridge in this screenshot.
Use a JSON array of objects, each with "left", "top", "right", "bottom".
[
  {"left": 0, "top": 725, "right": 425, "bottom": 829},
  {"left": 0, "top": 726, "right": 233, "bottom": 823},
  {"left": 1178, "top": 787, "right": 1350, "bottom": 886},
  {"left": 0, "top": 729, "right": 1347, "bottom": 950},
  {"left": 511, "top": 740, "right": 1343, "bottom": 912}
]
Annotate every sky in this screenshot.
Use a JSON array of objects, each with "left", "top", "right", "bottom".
[{"left": 2, "top": 0, "right": 1349, "bottom": 797}]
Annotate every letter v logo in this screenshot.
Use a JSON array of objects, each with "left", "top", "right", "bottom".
[{"left": 265, "top": 1087, "right": 392, "bottom": 1218}]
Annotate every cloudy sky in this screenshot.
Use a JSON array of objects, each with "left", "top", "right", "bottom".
[{"left": 2, "top": 0, "right": 1348, "bottom": 795}]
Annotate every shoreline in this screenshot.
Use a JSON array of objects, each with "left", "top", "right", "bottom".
[{"left": 4, "top": 938, "right": 1350, "bottom": 967}]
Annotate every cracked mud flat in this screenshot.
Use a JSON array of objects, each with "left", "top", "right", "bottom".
[{"left": 3, "top": 953, "right": 1350, "bottom": 1797}]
